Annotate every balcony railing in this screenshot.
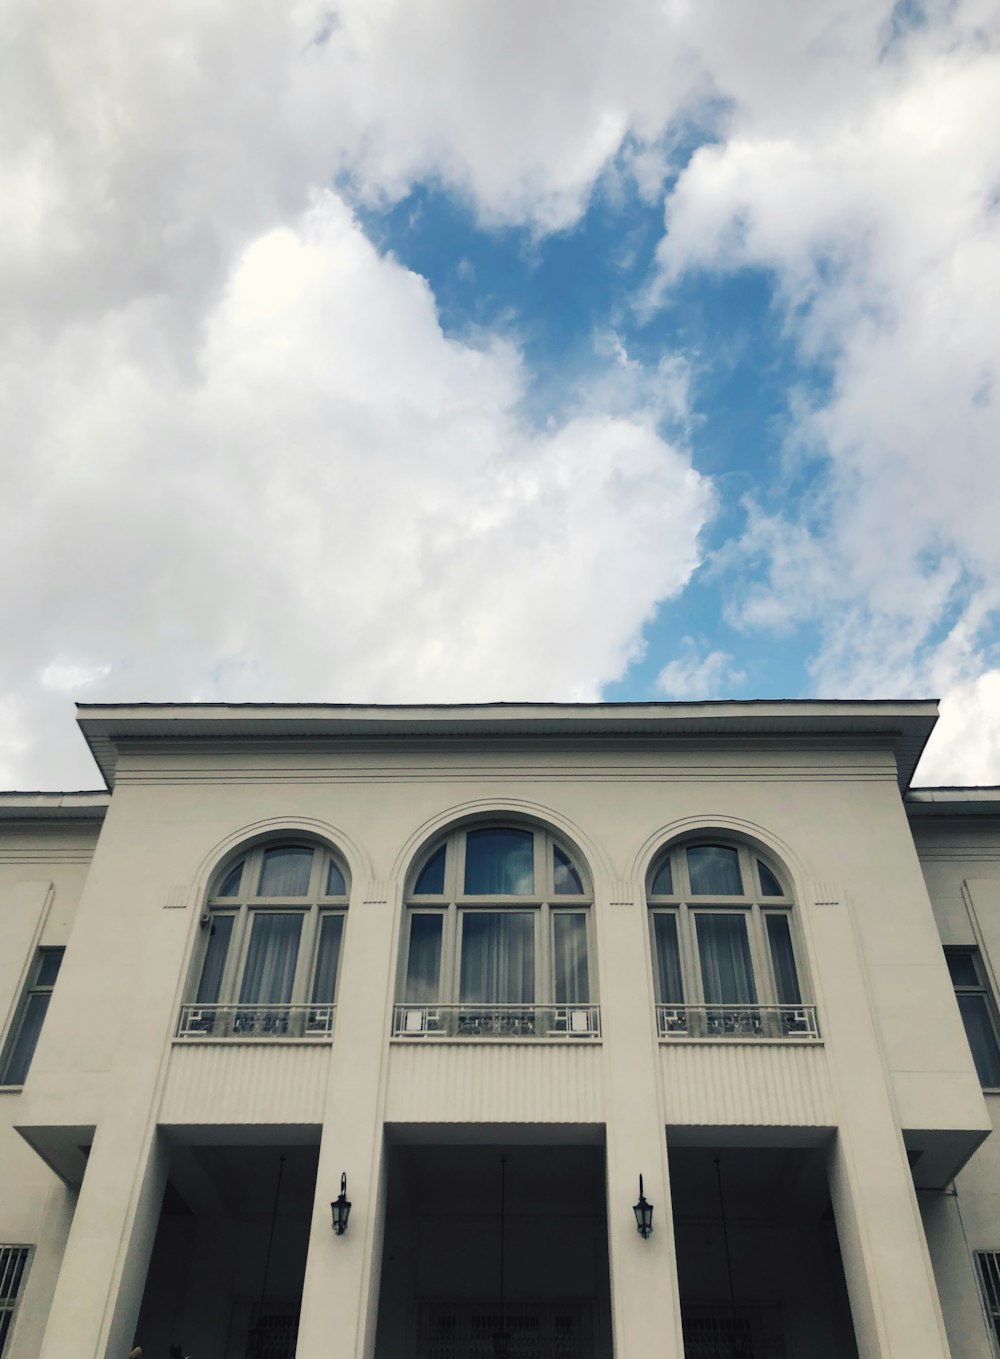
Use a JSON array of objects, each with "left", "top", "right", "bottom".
[
  {"left": 656, "top": 1003, "right": 820, "bottom": 1040},
  {"left": 175, "top": 1003, "right": 335, "bottom": 1039},
  {"left": 392, "top": 1003, "right": 601, "bottom": 1039}
]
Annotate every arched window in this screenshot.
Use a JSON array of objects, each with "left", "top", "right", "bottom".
[
  {"left": 647, "top": 839, "right": 816, "bottom": 1039},
  {"left": 179, "top": 840, "right": 349, "bottom": 1039},
  {"left": 395, "top": 824, "right": 597, "bottom": 1038}
]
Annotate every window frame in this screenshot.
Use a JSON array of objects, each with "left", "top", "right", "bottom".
[
  {"left": 186, "top": 841, "right": 350, "bottom": 1031},
  {"left": 647, "top": 838, "right": 809, "bottom": 1031},
  {"left": 399, "top": 823, "right": 595, "bottom": 1015},
  {"left": 0, "top": 949, "right": 64, "bottom": 1088},
  {"left": 945, "top": 946, "right": 1000, "bottom": 1091}
]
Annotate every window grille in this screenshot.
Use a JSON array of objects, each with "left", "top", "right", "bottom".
[
  {"left": 975, "top": 1251, "right": 1000, "bottom": 1347},
  {"left": 417, "top": 1301, "right": 592, "bottom": 1359},
  {"left": 681, "top": 1302, "right": 787, "bottom": 1359},
  {"left": 0, "top": 1246, "right": 31, "bottom": 1356}
]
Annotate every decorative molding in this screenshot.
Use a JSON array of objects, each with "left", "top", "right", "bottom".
[
  {"left": 812, "top": 881, "right": 840, "bottom": 906},
  {"left": 608, "top": 880, "right": 633, "bottom": 906},
  {"left": 0, "top": 849, "right": 95, "bottom": 865},
  {"left": 362, "top": 879, "right": 391, "bottom": 905},
  {"left": 164, "top": 884, "right": 190, "bottom": 910}
]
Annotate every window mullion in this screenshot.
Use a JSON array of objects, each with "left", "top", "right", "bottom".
[
  {"left": 745, "top": 903, "right": 774, "bottom": 1006},
  {"left": 444, "top": 901, "right": 458, "bottom": 1003},
  {"left": 539, "top": 903, "right": 550, "bottom": 1006},
  {"left": 679, "top": 905, "right": 703, "bottom": 1005}
]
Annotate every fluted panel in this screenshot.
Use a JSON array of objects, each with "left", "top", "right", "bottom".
[
  {"left": 385, "top": 1044, "right": 604, "bottom": 1124},
  {"left": 160, "top": 1043, "right": 331, "bottom": 1125},
  {"left": 658, "top": 1043, "right": 835, "bottom": 1127}
]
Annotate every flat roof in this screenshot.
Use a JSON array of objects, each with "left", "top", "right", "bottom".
[
  {"left": 0, "top": 791, "right": 110, "bottom": 822},
  {"left": 75, "top": 699, "right": 939, "bottom": 790},
  {"left": 905, "top": 787, "right": 1000, "bottom": 817}
]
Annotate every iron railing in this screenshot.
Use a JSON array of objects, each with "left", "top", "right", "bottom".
[
  {"left": 656, "top": 1003, "right": 819, "bottom": 1040},
  {"left": 175, "top": 1003, "right": 334, "bottom": 1039},
  {"left": 392, "top": 1003, "right": 601, "bottom": 1039}
]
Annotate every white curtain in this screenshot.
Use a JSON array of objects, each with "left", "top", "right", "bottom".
[
  {"left": 240, "top": 913, "right": 302, "bottom": 1004},
  {"left": 765, "top": 914, "right": 801, "bottom": 1004},
  {"left": 553, "top": 913, "right": 590, "bottom": 1002},
  {"left": 696, "top": 913, "right": 756, "bottom": 1004},
  {"left": 258, "top": 846, "right": 313, "bottom": 896},
  {"left": 405, "top": 914, "right": 443, "bottom": 1002},
  {"left": 460, "top": 912, "right": 534, "bottom": 1002}
]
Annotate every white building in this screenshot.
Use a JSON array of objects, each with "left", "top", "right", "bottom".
[{"left": 2, "top": 700, "right": 1000, "bottom": 1359}]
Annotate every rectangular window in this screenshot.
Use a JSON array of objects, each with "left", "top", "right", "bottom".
[
  {"left": 0, "top": 1246, "right": 31, "bottom": 1355},
  {"left": 1, "top": 949, "right": 64, "bottom": 1087},
  {"left": 696, "top": 913, "right": 757, "bottom": 1005},
  {"left": 552, "top": 912, "right": 590, "bottom": 1004},
  {"left": 946, "top": 948, "right": 1000, "bottom": 1089},
  {"left": 239, "top": 913, "right": 303, "bottom": 1006},
  {"left": 652, "top": 913, "right": 684, "bottom": 1003},
  {"left": 459, "top": 911, "right": 535, "bottom": 1004},
  {"left": 405, "top": 914, "right": 444, "bottom": 1003},
  {"left": 765, "top": 913, "right": 802, "bottom": 1004}
]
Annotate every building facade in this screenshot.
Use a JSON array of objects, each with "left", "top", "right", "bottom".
[{"left": 1, "top": 701, "right": 1000, "bottom": 1359}]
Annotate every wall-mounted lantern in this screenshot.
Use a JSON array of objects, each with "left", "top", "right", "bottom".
[
  {"left": 633, "top": 1174, "right": 653, "bottom": 1238},
  {"left": 331, "top": 1172, "right": 351, "bottom": 1235}
]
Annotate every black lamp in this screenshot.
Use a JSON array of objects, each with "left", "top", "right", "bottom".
[
  {"left": 633, "top": 1174, "right": 653, "bottom": 1238},
  {"left": 331, "top": 1172, "right": 351, "bottom": 1235}
]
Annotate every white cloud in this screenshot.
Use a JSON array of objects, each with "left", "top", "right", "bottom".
[
  {"left": 657, "top": 646, "right": 745, "bottom": 700},
  {"left": 0, "top": 192, "right": 712, "bottom": 785},
  {"left": 651, "top": 0, "right": 1000, "bottom": 775},
  {"left": 918, "top": 672, "right": 1000, "bottom": 787},
  {"left": 39, "top": 662, "right": 112, "bottom": 693},
  {"left": 5, "top": 0, "right": 1000, "bottom": 785}
]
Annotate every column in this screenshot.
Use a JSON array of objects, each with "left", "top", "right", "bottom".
[
  {"left": 37, "top": 1124, "right": 167, "bottom": 1359},
  {"left": 812, "top": 886, "right": 953, "bottom": 1359},
  {"left": 295, "top": 879, "right": 396, "bottom": 1359},
  {"left": 597, "top": 885, "right": 684, "bottom": 1359}
]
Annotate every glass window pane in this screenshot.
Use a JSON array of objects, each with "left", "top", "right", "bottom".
[
  {"left": 217, "top": 862, "right": 244, "bottom": 897},
  {"left": 35, "top": 950, "right": 63, "bottom": 987},
  {"left": 687, "top": 846, "right": 743, "bottom": 895},
  {"left": 653, "top": 913, "right": 684, "bottom": 1003},
  {"left": 196, "top": 914, "right": 234, "bottom": 1003},
  {"left": 312, "top": 914, "right": 345, "bottom": 1003},
  {"left": 326, "top": 861, "right": 347, "bottom": 896},
  {"left": 766, "top": 914, "right": 801, "bottom": 1004},
  {"left": 946, "top": 951, "right": 980, "bottom": 987},
  {"left": 414, "top": 845, "right": 446, "bottom": 895},
  {"left": 553, "top": 913, "right": 590, "bottom": 1002},
  {"left": 1, "top": 991, "right": 51, "bottom": 1085},
  {"left": 464, "top": 829, "right": 534, "bottom": 895},
  {"left": 696, "top": 913, "right": 757, "bottom": 1004},
  {"left": 459, "top": 911, "right": 535, "bottom": 1003},
  {"left": 958, "top": 994, "right": 1000, "bottom": 1087},
  {"left": 258, "top": 847, "right": 313, "bottom": 897},
  {"left": 650, "top": 859, "right": 674, "bottom": 895},
  {"left": 553, "top": 846, "right": 584, "bottom": 895},
  {"left": 405, "top": 915, "right": 443, "bottom": 1002},
  {"left": 239, "top": 913, "right": 303, "bottom": 1004},
  {"left": 758, "top": 861, "right": 784, "bottom": 897}
]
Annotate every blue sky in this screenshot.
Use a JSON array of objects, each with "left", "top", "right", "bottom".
[{"left": 1, "top": 0, "right": 999, "bottom": 786}]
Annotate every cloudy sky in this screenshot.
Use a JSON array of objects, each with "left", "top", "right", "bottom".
[{"left": 3, "top": 0, "right": 999, "bottom": 789}]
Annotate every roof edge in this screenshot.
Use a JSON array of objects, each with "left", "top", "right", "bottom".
[{"left": 75, "top": 699, "right": 940, "bottom": 792}]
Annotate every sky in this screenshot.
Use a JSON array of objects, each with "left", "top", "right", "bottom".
[{"left": 2, "top": 0, "right": 999, "bottom": 790}]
